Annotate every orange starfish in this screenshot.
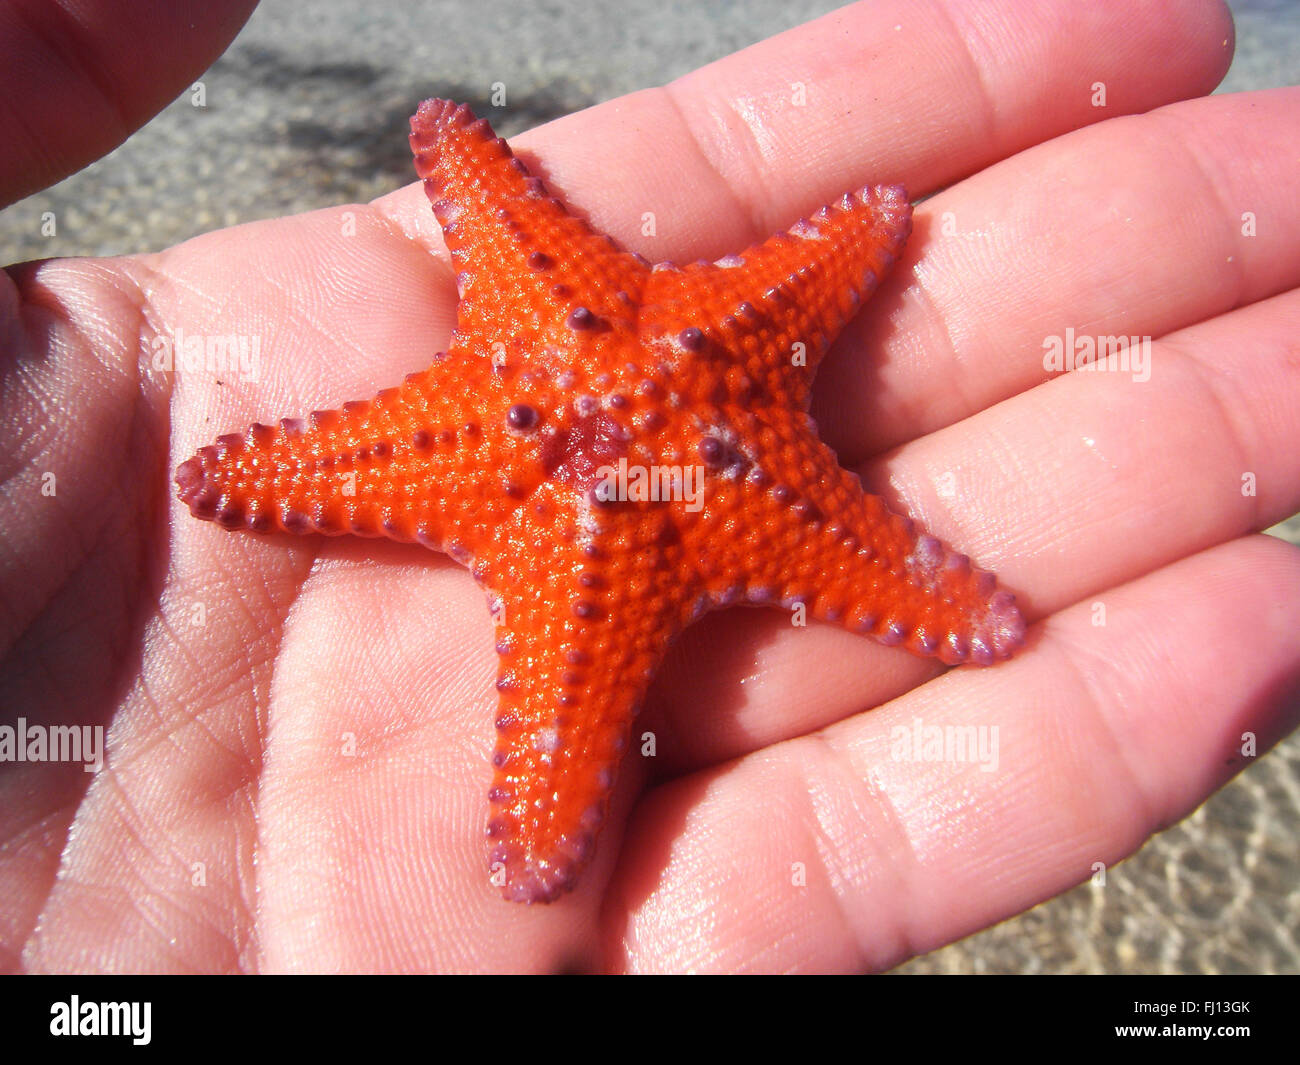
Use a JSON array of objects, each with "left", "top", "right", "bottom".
[{"left": 175, "top": 99, "right": 1025, "bottom": 903}]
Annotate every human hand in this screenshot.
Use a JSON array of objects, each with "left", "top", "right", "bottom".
[{"left": 4, "top": 0, "right": 1297, "bottom": 973}]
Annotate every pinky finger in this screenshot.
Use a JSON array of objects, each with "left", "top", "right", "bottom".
[{"left": 609, "top": 534, "right": 1300, "bottom": 973}]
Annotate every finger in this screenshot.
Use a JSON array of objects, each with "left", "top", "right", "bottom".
[
  {"left": 374, "top": 0, "right": 1233, "bottom": 260},
  {"left": 819, "top": 87, "right": 1300, "bottom": 459},
  {"left": 611, "top": 535, "right": 1300, "bottom": 973},
  {"left": 0, "top": 0, "right": 258, "bottom": 208},
  {"left": 890, "top": 286, "right": 1300, "bottom": 607},
  {"left": 647, "top": 285, "right": 1300, "bottom": 767}
]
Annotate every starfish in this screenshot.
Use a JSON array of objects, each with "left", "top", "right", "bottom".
[{"left": 175, "top": 98, "right": 1025, "bottom": 903}]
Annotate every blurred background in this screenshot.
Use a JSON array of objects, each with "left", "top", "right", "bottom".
[{"left": 1, "top": 0, "right": 1296, "bottom": 972}]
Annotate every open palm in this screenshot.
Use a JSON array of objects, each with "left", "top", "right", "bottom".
[{"left": 4, "top": 0, "right": 1298, "bottom": 973}]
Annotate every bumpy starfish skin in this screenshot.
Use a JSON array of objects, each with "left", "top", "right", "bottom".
[{"left": 175, "top": 98, "right": 1025, "bottom": 903}]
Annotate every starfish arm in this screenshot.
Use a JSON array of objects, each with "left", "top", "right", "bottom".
[
  {"left": 790, "top": 467, "right": 1024, "bottom": 665},
  {"left": 409, "top": 99, "right": 648, "bottom": 353},
  {"left": 481, "top": 502, "right": 690, "bottom": 902},
  {"left": 642, "top": 185, "right": 912, "bottom": 407},
  {"left": 175, "top": 360, "right": 511, "bottom": 554},
  {"left": 690, "top": 417, "right": 1024, "bottom": 666}
]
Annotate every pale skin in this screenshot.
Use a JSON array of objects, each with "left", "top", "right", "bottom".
[{"left": 2, "top": 0, "right": 1298, "bottom": 973}]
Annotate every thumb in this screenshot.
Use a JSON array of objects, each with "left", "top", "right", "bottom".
[{"left": 0, "top": 0, "right": 258, "bottom": 209}]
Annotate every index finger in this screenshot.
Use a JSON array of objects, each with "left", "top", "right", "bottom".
[{"left": 376, "top": 0, "right": 1233, "bottom": 263}]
